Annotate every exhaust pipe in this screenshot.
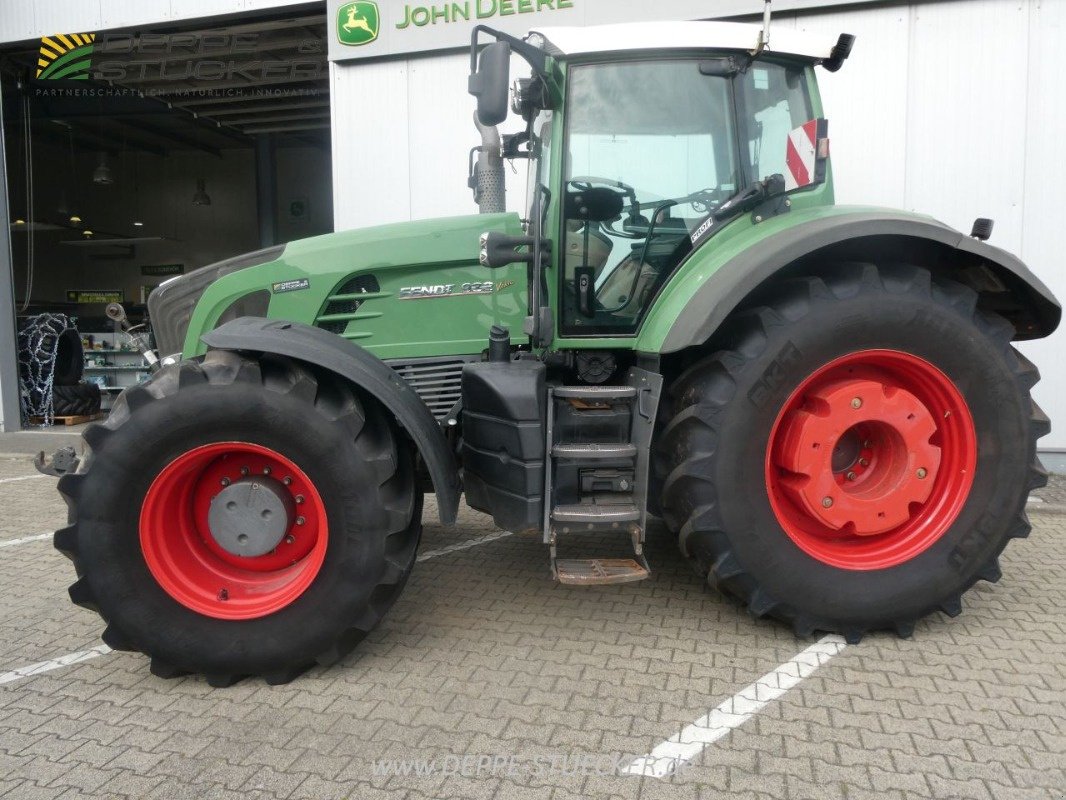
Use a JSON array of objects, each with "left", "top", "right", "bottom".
[{"left": 472, "top": 113, "right": 505, "bottom": 214}]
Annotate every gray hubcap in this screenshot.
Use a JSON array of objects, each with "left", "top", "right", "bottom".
[{"left": 207, "top": 477, "right": 295, "bottom": 557}]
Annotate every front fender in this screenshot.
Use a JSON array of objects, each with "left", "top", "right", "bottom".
[
  {"left": 201, "top": 317, "right": 460, "bottom": 525},
  {"left": 639, "top": 208, "right": 1060, "bottom": 354}
]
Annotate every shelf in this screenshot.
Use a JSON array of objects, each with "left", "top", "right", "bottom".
[
  {"left": 84, "top": 365, "right": 147, "bottom": 371},
  {"left": 84, "top": 349, "right": 139, "bottom": 354}
]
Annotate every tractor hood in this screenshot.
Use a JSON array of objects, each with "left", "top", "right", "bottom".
[{"left": 150, "top": 212, "right": 528, "bottom": 362}]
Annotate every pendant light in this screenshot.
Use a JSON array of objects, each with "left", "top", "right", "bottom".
[
  {"left": 192, "top": 178, "right": 211, "bottom": 206},
  {"left": 92, "top": 152, "right": 114, "bottom": 185}
]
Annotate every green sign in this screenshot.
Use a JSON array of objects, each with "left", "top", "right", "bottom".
[
  {"left": 141, "top": 263, "right": 184, "bottom": 277},
  {"left": 67, "top": 289, "right": 123, "bottom": 304},
  {"left": 337, "top": 1, "right": 380, "bottom": 46}
]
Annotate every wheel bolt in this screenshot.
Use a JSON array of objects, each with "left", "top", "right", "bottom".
[
  {"left": 296, "top": 516, "right": 305, "bottom": 526},
  {"left": 846, "top": 471, "right": 857, "bottom": 481},
  {"left": 851, "top": 397, "right": 862, "bottom": 409},
  {"left": 263, "top": 466, "right": 272, "bottom": 475},
  {"left": 917, "top": 468, "right": 928, "bottom": 479},
  {"left": 283, "top": 477, "right": 293, "bottom": 486},
  {"left": 240, "top": 466, "right": 250, "bottom": 476},
  {"left": 285, "top": 534, "right": 295, "bottom": 544},
  {"left": 822, "top": 496, "right": 834, "bottom": 508},
  {"left": 859, "top": 458, "right": 869, "bottom": 467},
  {"left": 295, "top": 495, "right": 305, "bottom": 504},
  {"left": 863, "top": 440, "right": 872, "bottom": 448},
  {"left": 220, "top": 477, "right": 231, "bottom": 487}
]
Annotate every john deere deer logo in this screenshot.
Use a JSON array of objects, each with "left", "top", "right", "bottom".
[{"left": 337, "top": 2, "right": 380, "bottom": 46}]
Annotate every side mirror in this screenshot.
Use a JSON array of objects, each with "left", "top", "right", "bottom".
[{"left": 468, "top": 41, "right": 511, "bottom": 126}]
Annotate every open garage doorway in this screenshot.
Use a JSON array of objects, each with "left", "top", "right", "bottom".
[{"left": 0, "top": 2, "right": 331, "bottom": 429}]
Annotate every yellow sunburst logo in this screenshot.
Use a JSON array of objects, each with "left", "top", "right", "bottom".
[{"left": 36, "top": 33, "right": 96, "bottom": 80}]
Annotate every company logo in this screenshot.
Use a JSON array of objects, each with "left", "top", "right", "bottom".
[
  {"left": 36, "top": 33, "right": 96, "bottom": 80},
  {"left": 337, "top": 2, "right": 380, "bottom": 47},
  {"left": 272, "top": 278, "right": 310, "bottom": 294}
]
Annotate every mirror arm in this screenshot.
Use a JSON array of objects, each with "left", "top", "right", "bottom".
[{"left": 469, "top": 24, "right": 549, "bottom": 79}]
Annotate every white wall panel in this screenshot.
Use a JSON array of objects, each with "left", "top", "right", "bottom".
[
  {"left": 0, "top": 0, "right": 297, "bottom": 43},
  {"left": 330, "top": 60, "right": 411, "bottom": 229},
  {"left": 1016, "top": 0, "right": 1066, "bottom": 447},
  {"left": 790, "top": 6, "right": 911, "bottom": 208}
]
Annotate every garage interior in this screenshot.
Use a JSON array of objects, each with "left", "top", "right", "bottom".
[{"left": 1, "top": 1, "right": 331, "bottom": 420}]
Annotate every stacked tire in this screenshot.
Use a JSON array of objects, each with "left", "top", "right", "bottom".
[{"left": 51, "top": 328, "right": 100, "bottom": 417}]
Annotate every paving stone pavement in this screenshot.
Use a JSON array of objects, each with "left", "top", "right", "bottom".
[{"left": 0, "top": 450, "right": 1063, "bottom": 800}]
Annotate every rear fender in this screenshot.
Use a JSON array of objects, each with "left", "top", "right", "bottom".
[
  {"left": 652, "top": 212, "right": 1061, "bottom": 354},
  {"left": 201, "top": 317, "right": 460, "bottom": 525}
]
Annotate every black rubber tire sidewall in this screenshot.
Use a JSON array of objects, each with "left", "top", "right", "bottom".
[
  {"left": 673, "top": 271, "right": 1031, "bottom": 628},
  {"left": 52, "top": 329, "right": 85, "bottom": 386}
]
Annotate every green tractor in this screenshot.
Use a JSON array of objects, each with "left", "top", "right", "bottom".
[{"left": 50, "top": 18, "right": 1059, "bottom": 685}]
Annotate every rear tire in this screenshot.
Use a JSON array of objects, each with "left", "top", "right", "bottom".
[
  {"left": 55, "top": 349, "right": 421, "bottom": 685},
  {"left": 656, "top": 263, "right": 1048, "bottom": 640}
]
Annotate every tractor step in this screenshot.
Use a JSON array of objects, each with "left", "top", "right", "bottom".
[
  {"left": 552, "top": 497, "right": 641, "bottom": 525},
  {"left": 553, "top": 385, "right": 636, "bottom": 400},
  {"left": 551, "top": 442, "right": 637, "bottom": 459},
  {"left": 554, "top": 557, "right": 650, "bottom": 585},
  {"left": 543, "top": 370, "right": 664, "bottom": 587}
]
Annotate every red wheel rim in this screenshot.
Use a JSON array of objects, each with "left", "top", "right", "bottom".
[
  {"left": 765, "top": 350, "right": 976, "bottom": 570},
  {"left": 140, "top": 442, "right": 328, "bottom": 620}
]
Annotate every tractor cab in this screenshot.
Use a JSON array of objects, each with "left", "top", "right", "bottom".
[{"left": 469, "top": 21, "right": 853, "bottom": 346}]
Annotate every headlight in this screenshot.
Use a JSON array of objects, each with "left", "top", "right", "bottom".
[{"left": 147, "top": 244, "right": 284, "bottom": 356}]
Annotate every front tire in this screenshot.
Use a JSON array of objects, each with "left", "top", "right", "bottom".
[
  {"left": 656, "top": 263, "right": 1049, "bottom": 640},
  {"left": 55, "top": 349, "right": 421, "bottom": 685}
]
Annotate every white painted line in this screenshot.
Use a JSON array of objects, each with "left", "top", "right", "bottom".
[
  {"left": 0, "top": 474, "right": 48, "bottom": 485},
  {"left": 0, "top": 530, "right": 514, "bottom": 687},
  {"left": 417, "top": 531, "right": 514, "bottom": 562},
  {"left": 0, "top": 532, "right": 52, "bottom": 549},
  {"left": 624, "top": 634, "right": 848, "bottom": 778},
  {"left": 0, "top": 645, "right": 112, "bottom": 686}
]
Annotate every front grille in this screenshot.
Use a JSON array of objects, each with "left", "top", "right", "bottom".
[
  {"left": 147, "top": 244, "right": 284, "bottom": 356},
  {"left": 387, "top": 355, "right": 480, "bottom": 421}
]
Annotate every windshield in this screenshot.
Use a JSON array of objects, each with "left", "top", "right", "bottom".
[{"left": 559, "top": 59, "right": 737, "bottom": 335}]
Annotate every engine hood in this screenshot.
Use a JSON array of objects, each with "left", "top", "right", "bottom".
[{"left": 166, "top": 212, "right": 527, "bottom": 361}]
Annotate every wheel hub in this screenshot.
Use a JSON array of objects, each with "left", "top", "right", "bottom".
[
  {"left": 765, "top": 350, "right": 977, "bottom": 571},
  {"left": 140, "top": 442, "right": 328, "bottom": 620},
  {"left": 773, "top": 377, "right": 941, "bottom": 535},
  {"left": 207, "top": 476, "right": 295, "bottom": 557}
]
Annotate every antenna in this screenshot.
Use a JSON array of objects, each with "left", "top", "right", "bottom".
[{"left": 752, "top": 0, "right": 772, "bottom": 56}]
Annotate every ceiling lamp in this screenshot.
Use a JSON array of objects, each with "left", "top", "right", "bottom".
[
  {"left": 192, "top": 178, "right": 211, "bottom": 206},
  {"left": 132, "top": 220, "right": 144, "bottom": 227},
  {"left": 92, "top": 153, "right": 114, "bottom": 185},
  {"left": 69, "top": 214, "right": 82, "bottom": 224}
]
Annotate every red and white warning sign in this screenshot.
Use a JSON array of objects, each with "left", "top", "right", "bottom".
[{"left": 784, "top": 118, "right": 829, "bottom": 191}]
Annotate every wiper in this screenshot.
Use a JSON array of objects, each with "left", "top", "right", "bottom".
[
  {"left": 713, "top": 174, "right": 785, "bottom": 222},
  {"left": 689, "top": 174, "right": 786, "bottom": 248}
]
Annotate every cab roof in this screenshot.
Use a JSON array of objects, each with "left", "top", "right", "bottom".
[{"left": 530, "top": 20, "right": 837, "bottom": 63}]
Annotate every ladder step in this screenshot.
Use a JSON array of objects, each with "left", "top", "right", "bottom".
[
  {"left": 553, "top": 385, "right": 636, "bottom": 400},
  {"left": 552, "top": 500, "right": 640, "bottom": 525},
  {"left": 552, "top": 443, "right": 637, "bottom": 459},
  {"left": 555, "top": 558, "right": 650, "bottom": 585}
]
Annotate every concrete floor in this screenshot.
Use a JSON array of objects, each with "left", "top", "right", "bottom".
[{"left": 0, "top": 442, "right": 1064, "bottom": 799}]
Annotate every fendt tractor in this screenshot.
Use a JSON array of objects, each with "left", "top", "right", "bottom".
[{"left": 46, "top": 12, "right": 1059, "bottom": 685}]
